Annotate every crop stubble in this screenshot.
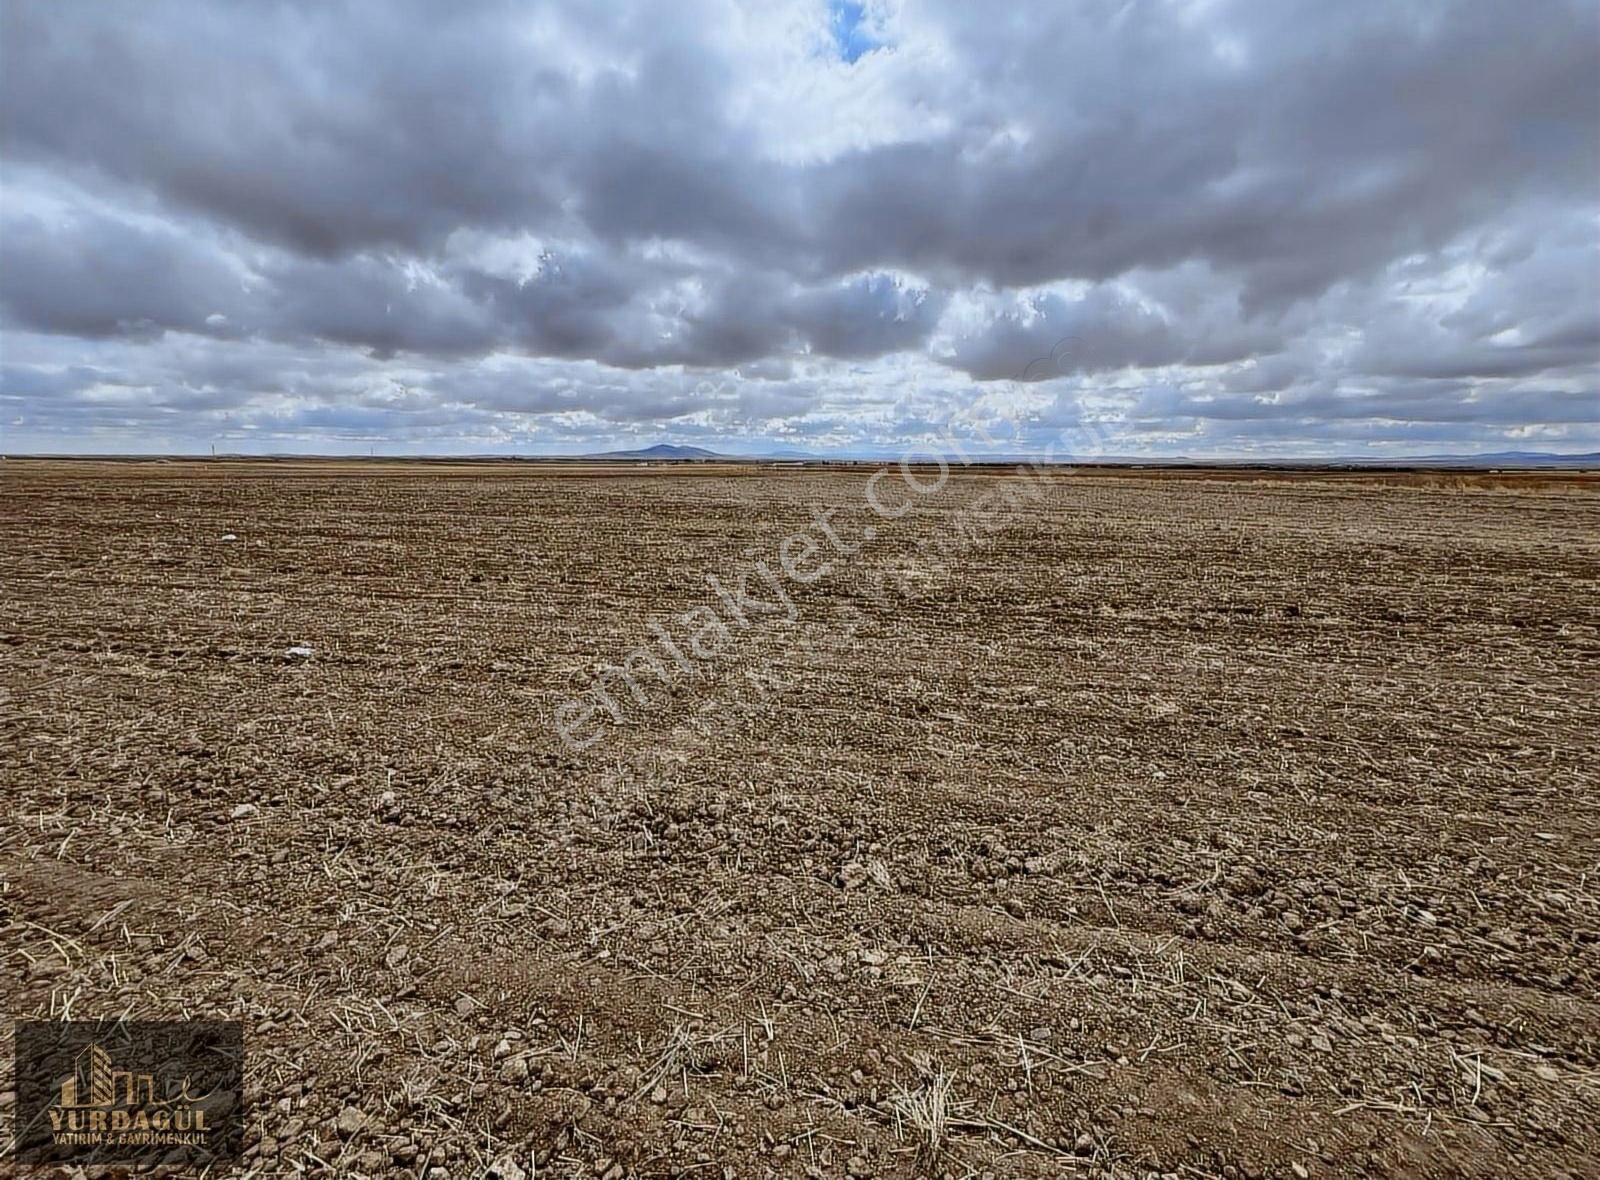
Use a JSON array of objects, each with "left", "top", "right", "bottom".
[{"left": 1, "top": 460, "right": 1598, "bottom": 1178}]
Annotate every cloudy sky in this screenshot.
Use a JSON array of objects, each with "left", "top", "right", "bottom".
[{"left": 2, "top": 0, "right": 1596, "bottom": 457}]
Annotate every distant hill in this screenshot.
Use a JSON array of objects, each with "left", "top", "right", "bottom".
[
  {"left": 1392, "top": 451, "right": 1600, "bottom": 468},
  {"left": 751, "top": 446, "right": 823, "bottom": 460},
  {"left": 586, "top": 443, "right": 724, "bottom": 460},
  {"left": 845, "top": 450, "right": 1600, "bottom": 468}
]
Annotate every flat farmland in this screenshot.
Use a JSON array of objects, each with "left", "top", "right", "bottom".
[{"left": 2, "top": 460, "right": 1599, "bottom": 1178}]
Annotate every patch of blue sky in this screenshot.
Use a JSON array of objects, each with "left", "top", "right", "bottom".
[{"left": 828, "top": 1, "right": 882, "bottom": 63}]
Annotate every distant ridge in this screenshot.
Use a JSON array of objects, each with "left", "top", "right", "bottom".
[
  {"left": 1391, "top": 451, "right": 1600, "bottom": 467},
  {"left": 5, "top": 448, "right": 1595, "bottom": 467},
  {"left": 746, "top": 446, "right": 823, "bottom": 460},
  {"left": 573, "top": 445, "right": 1598, "bottom": 467},
  {"left": 586, "top": 443, "right": 723, "bottom": 460}
]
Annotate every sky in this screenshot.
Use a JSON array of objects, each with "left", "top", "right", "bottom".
[{"left": 1, "top": 0, "right": 1597, "bottom": 457}]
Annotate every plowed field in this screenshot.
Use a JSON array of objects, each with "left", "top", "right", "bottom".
[{"left": 3, "top": 460, "right": 1598, "bottom": 1178}]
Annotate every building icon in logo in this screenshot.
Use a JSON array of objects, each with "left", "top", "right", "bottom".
[
  {"left": 57, "top": 1041, "right": 158, "bottom": 1109},
  {"left": 15, "top": 1019, "right": 244, "bottom": 1164}
]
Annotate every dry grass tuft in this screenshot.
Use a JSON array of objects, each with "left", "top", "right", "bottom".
[{"left": 891, "top": 1068, "right": 954, "bottom": 1159}]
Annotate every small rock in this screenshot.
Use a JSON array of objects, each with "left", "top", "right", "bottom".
[
  {"left": 220, "top": 533, "right": 238, "bottom": 542},
  {"left": 1074, "top": 1132, "right": 1094, "bottom": 1154},
  {"left": 230, "top": 803, "right": 258, "bottom": 820},
  {"left": 1292, "top": 1164, "right": 1310, "bottom": 1179},
  {"left": 385, "top": 944, "right": 410, "bottom": 968},
  {"left": 1534, "top": 1064, "right": 1560, "bottom": 1082},
  {"left": 651, "top": 1085, "right": 669, "bottom": 1104},
  {"left": 335, "top": 1106, "right": 368, "bottom": 1137},
  {"left": 286, "top": 645, "right": 315, "bottom": 658},
  {"left": 1029, "top": 1026, "right": 1052, "bottom": 1041},
  {"left": 488, "top": 1156, "right": 527, "bottom": 1180}
]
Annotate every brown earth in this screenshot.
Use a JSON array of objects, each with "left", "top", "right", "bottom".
[{"left": 2, "top": 459, "right": 1598, "bottom": 1179}]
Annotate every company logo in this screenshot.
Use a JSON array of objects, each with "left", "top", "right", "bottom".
[{"left": 12, "top": 1020, "right": 243, "bottom": 1164}]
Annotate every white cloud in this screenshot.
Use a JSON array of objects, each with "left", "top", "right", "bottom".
[{"left": 1, "top": 0, "right": 1595, "bottom": 455}]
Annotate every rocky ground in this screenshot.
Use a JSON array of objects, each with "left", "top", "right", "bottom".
[{"left": 2, "top": 460, "right": 1598, "bottom": 1178}]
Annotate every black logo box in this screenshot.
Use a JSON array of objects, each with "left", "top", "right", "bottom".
[{"left": 12, "top": 1020, "right": 244, "bottom": 1166}]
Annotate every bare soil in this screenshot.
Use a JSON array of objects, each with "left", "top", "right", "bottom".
[{"left": 2, "top": 460, "right": 1598, "bottom": 1179}]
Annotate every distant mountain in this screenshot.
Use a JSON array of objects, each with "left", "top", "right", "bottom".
[
  {"left": 575, "top": 445, "right": 1599, "bottom": 466},
  {"left": 1057, "top": 451, "right": 1600, "bottom": 468},
  {"left": 714, "top": 446, "right": 825, "bottom": 460},
  {"left": 756, "top": 446, "right": 824, "bottom": 460},
  {"left": 1390, "top": 451, "right": 1600, "bottom": 468},
  {"left": 887, "top": 450, "right": 1600, "bottom": 468},
  {"left": 587, "top": 443, "right": 723, "bottom": 460}
]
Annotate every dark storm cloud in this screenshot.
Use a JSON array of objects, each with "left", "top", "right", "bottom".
[
  {"left": 0, "top": 201, "right": 943, "bottom": 368},
  {"left": 0, "top": 2, "right": 568, "bottom": 257},
  {"left": 951, "top": 288, "right": 1193, "bottom": 381},
  {"left": 1, "top": 0, "right": 1595, "bottom": 452},
  {"left": 0, "top": 207, "right": 248, "bottom": 340},
  {"left": 789, "top": 275, "right": 946, "bottom": 360},
  {"left": 461, "top": 253, "right": 642, "bottom": 361},
  {"left": 811, "top": 2, "right": 1597, "bottom": 301},
  {"left": 265, "top": 255, "right": 499, "bottom": 360},
  {"left": 948, "top": 282, "right": 1289, "bottom": 382}
]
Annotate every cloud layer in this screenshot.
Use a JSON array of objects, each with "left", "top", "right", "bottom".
[{"left": 2, "top": 0, "right": 1596, "bottom": 455}]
